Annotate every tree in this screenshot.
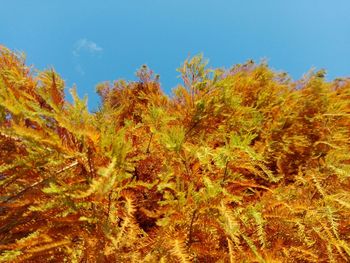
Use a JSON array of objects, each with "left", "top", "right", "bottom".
[{"left": 1, "top": 45, "right": 350, "bottom": 262}]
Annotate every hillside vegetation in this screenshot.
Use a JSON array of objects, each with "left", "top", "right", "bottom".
[{"left": 0, "top": 46, "right": 350, "bottom": 262}]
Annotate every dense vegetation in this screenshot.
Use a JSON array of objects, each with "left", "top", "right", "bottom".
[{"left": 0, "top": 45, "right": 349, "bottom": 262}]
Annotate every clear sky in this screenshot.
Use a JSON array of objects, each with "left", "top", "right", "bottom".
[{"left": 1, "top": 0, "right": 349, "bottom": 110}]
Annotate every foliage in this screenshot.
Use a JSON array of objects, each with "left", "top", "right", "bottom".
[{"left": 1, "top": 45, "right": 350, "bottom": 262}]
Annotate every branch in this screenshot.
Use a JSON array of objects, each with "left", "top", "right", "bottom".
[
  {"left": 146, "top": 133, "right": 153, "bottom": 154},
  {"left": 56, "top": 160, "right": 79, "bottom": 174},
  {"left": 187, "top": 208, "right": 198, "bottom": 246},
  {"left": 0, "top": 161, "right": 79, "bottom": 207}
]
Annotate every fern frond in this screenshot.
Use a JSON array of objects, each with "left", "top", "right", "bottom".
[
  {"left": 218, "top": 201, "right": 242, "bottom": 250},
  {"left": 227, "top": 237, "right": 237, "bottom": 263},
  {"left": 249, "top": 205, "right": 267, "bottom": 248},
  {"left": 241, "top": 233, "right": 265, "bottom": 263},
  {"left": 0, "top": 250, "right": 22, "bottom": 262},
  {"left": 287, "top": 246, "right": 319, "bottom": 263},
  {"left": 170, "top": 239, "right": 192, "bottom": 263}
]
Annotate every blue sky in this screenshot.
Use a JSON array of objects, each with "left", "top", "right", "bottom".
[{"left": 1, "top": 0, "right": 349, "bottom": 110}]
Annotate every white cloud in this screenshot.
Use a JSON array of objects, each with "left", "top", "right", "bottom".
[
  {"left": 73, "top": 38, "right": 103, "bottom": 56},
  {"left": 72, "top": 38, "right": 103, "bottom": 76},
  {"left": 75, "top": 64, "right": 85, "bottom": 76}
]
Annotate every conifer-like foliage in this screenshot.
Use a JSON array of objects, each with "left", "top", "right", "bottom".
[{"left": 1, "top": 46, "right": 350, "bottom": 262}]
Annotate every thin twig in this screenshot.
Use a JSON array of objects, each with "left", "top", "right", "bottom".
[
  {"left": 187, "top": 208, "right": 198, "bottom": 246},
  {"left": 146, "top": 133, "right": 153, "bottom": 154},
  {"left": 56, "top": 160, "right": 79, "bottom": 174},
  {"left": 107, "top": 192, "right": 113, "bottom": 221},
  {"left": 222, "top": 160, "right": 229, "bottom": 183}
]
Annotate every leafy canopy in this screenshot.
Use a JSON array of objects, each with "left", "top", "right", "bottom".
[{"left": 1, "top": 46, "right": 350, "bottom": 262}]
